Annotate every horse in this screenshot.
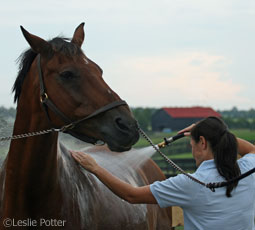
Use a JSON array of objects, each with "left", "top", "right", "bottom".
[{"left": 0, "top": 23, "right": 172, "bottom": 229}]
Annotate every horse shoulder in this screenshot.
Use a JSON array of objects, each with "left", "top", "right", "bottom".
[
  {"left": 139, "top": 158, "right": 166, "bottom": 183},
  {"left": 138, "top": 159, "right": 173, "bottom": 229}
]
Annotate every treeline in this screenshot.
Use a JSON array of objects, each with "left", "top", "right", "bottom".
[
  {"left": 218, "top": 107, "right": 255, "bottom": 118},
  {"left": 0, "top": 106, "right": 16, "bottom": 120},
  {"left": 217, "top": 107, "right": 255, "bottom": 130},
  {"left": 131, "top": 107, "right": 255, "bottom": 131},
  {"left": 131, "top": 108, "right": 157, "bottom": 132},
  {"left": 0, "top": 106, "right": 255, "bottom": 131}
]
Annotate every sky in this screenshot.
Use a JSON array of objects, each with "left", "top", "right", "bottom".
[{"left": 0, "top": 0, "right": 255, "bottom": 110}]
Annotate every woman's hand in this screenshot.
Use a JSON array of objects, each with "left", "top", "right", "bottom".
[
  {"left": 71, "top": 151, "right": 157, "bottom": 204},
  {"left": 71, "top": 151, "right": 98, "bottom": 173},
  {"left": 178, "top": 123, "right": 196, "bottom": 136}
]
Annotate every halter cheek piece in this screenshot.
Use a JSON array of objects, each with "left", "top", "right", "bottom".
[{"left": 37, "top": 54, "right": 127, "bottom": 144}]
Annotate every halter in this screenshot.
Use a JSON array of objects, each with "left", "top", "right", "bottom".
[{"left": 37, "top": 54, "right": 127, "bottom": 144}]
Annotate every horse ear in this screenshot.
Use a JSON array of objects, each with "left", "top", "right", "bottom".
[
  {"left": 71, "top": 22, "right": 85, "bottom": 47},
  {"left": 20, "top": 26, "right": 53, "bottom": 57}
]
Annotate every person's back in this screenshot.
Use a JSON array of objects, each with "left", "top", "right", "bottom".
[
  {"left": 184, "top": 154, "right": 255, "bottom": 230},
  {"left": 151, "top": 117, "right": 255, "bottom": 230},
  {"left": 151, "top": 154, "right": 255, "bottom": 230},
  {"left": 71, "top": 116, "right": 255, "bottom": 230}
]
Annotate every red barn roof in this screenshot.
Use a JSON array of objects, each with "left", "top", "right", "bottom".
[{"left": 162, "top": 107, "right": 221, "bottom": 118}]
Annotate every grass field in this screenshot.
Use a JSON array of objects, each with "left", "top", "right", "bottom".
[
  {"left": 134, "top": 129, "right": 255, "bottom": 161},
  {"left": 0, "top": 129, "right": 255, "bottom": 163},
  {"left": 174, "top": 227, "right": 184, "bottom": 230},
  {"left": 135, "top": 129, "right": 255, "bottom": 148},
  {"left": 154, "top": 152, "right": 194, "bottom": 159},
  {"left": 231, "top": 129, "right": 255, "bottom": 141}
]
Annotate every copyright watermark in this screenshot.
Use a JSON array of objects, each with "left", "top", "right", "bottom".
[{"left": 2, "top": 218, "right": 66, "bottom": 228}]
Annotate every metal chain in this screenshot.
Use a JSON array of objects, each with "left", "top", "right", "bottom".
[
  {"left": 0, "top": 123, "right": 219, "bottom": 191},
  {"left": 138, "top": 128, "right": 207, "bottom": 187},
  {"left": 0, "top": 128, "right": 60, "bottom": 142}
]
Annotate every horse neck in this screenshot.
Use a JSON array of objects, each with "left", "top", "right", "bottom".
[
  {"left": 3, "top": 89, "right": 60, "bottom": 218},
  {"left": 9, "top": 109, "right": 59, "bottom": 185}
]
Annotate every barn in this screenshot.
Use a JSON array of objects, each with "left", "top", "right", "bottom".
[{"left": 151, "top": 107, "right": 221, "bottom": 132}]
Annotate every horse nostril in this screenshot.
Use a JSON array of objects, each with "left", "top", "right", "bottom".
[{"left": 115, "top": 117, "right": 130, "bottom": 131}]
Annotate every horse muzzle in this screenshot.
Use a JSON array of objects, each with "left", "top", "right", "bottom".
[{"left": 99, "top": 117, "right": 139, "bottom": 152}]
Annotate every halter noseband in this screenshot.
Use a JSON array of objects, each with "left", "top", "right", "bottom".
[{"left": 37, "top": 54, "right": 127, "bottom": 144}]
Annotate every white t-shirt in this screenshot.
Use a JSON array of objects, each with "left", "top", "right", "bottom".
[{"left": 150, "top": 154, "right": 255, "bottom": 230}]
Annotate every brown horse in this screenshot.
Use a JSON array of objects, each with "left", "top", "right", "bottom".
[{"left": 0, "top": 23, "right": 172, "bottom": 229}]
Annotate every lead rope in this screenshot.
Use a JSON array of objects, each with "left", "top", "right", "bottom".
[
  {"left": 1, "top": 124, "right": 242, "bottom": 191},
  {"left": 0, "top": 128, "right": 58, "bottom": 142},
  {"left": 138, "top": 128, "right": 208, "bottom": 187},
  {"left": 0, "top": 125, "right": 74, "bottom": 142}
]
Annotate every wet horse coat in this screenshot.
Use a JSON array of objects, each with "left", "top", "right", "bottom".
[{"left": 0, "top": 24, "right": 172, "bottom": 229}]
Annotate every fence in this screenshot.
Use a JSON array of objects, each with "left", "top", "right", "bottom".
[{"left": 153, "top": 158, "right": 197, "bottom": 178}]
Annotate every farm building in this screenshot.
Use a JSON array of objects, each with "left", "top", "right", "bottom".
[{"left": 151, "top": 107, "right": 221, "bottom": 132}]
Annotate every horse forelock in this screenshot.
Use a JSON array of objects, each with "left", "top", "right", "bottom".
[
  {"left": 50, "top": 37, "right": 83, "bottom": 56},
  {"left": 12, "top": 37, "right": 83, "bottom": 103}
]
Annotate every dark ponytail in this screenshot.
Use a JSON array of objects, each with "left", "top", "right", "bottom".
[{"left": 191, "top": 117, "right": 240, "bottom": 197}]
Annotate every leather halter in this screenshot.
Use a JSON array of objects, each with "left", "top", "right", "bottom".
[{"left": 37, "top": 54, "right": 127, "bottom": 144}]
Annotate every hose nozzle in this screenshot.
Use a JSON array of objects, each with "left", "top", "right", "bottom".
[{"left": 157, "top": 133, "right": 185, "bottom": 148}]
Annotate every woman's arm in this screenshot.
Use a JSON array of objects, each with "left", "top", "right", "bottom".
[
  {"left": 178, "top": 123, "right": 195, "bottom": 136},
  {"left": 71, "top": 151, "right": 157, "bottom": 204},
  {"left": 178, "top": 123, "right": 255, "bottom": 157},
  {"left": 237, "top": 138, "right": 255, "bottom": 156}
]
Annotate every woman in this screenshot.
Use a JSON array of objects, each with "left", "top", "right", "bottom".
[{"left": 71, "top": 117, "right": 255, "bottom": 230}]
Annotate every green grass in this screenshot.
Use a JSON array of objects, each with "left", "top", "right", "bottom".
[
  {"left": 174, "top": 226, "right": 184, "bottom": 230},
  {"left": 134, "top": 131, "right": 178, "bottom": 148},
  {"left": 135, "top": 129, "right": 255, "bottom": 163},
  {"left": 231, "top": 129, "right": 255, "bottom": 142},
  {"left": 135, "top": 129, "right": 255, "bottom": 148},
  {"left": 0, "top": 129, "right": 254, "bottom": 163},
  {"left": 154, "top": 152, "right": 193, "bottom": 159}
]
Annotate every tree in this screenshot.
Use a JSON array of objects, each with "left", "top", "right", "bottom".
[{"left": 131, "top": 107, "right": 156, "bottom": 131}]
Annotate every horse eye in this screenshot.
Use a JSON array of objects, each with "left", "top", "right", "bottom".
[{"left": 60, "top": 71, "right": 75, "bottom": 80}]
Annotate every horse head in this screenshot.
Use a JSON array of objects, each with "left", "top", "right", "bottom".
[{"left": 16, "top": 23, "right": 139, "bottom": 152}]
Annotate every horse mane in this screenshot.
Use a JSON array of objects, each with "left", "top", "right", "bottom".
[{"left": 12, "top": 37, "right": 83, "bottom": 103}]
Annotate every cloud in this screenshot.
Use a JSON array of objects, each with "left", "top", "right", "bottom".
[
  {"left": 105, "top": 51, "right": 248, "bottom": 109},
  {"left": 0, "top": 0, "right": 254, "bottom": 110},
  {"left": 2, "top": 0, "right": 254, "bottom": 27}
]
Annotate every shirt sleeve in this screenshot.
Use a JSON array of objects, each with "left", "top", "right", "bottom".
[
  {"left": 150, "top": 173, "right": 199, "bottom": 208},
  {"left": 238, "top": 153, "right": 255, "bottom": 171}
]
